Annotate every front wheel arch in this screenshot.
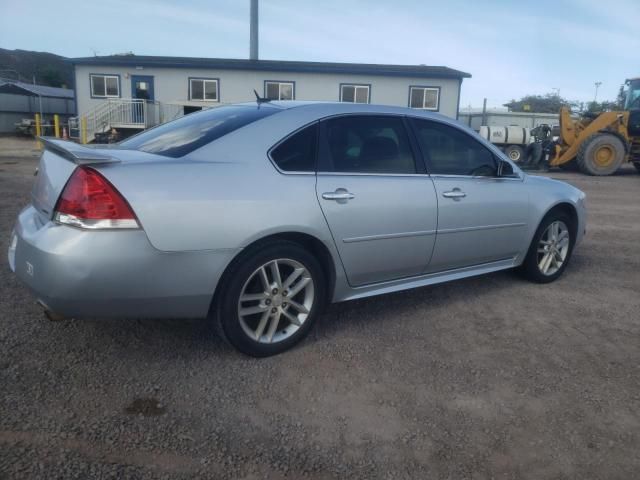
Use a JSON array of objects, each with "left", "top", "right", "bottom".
[
  {"left": 544, "top": 202, "right": 578, "bottom": 239},
  {"left": 520, "top": 202, "right": 578, "bottom": 267},
  {"left": 518, "top": 202, "right": 578, "bottom": 282}
]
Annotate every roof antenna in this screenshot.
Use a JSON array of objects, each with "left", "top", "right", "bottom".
[{"left": 254, "top": 89, "right": 270, "bottom": 104}]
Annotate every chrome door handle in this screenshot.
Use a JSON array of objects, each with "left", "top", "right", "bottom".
[
  {"left": 442, "top": 189, "right": 466, "bottom": 199},
  {"left": 322, "top": 191, "right": 355, "bottom": 201}
]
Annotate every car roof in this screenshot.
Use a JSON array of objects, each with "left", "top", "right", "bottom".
[{"left": 234, "top": 100, "right": 456, "bottom": 123}]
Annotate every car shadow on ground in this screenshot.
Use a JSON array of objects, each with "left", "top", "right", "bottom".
[{"left": 314, "top": 252, "right": 590, "bottom": 342}]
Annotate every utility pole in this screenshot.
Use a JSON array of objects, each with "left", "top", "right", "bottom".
[
  {"left": 594, "top": 82, "right": 602, "bottom": 102},
  {"left": 250, "top": 0, "right": 259, "bottom": 60},
  {"left": 481, "top": 98, "right": 487, "bottom": 126}
]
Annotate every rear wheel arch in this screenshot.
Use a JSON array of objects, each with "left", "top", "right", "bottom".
[{"left": 210, "top": 232, "right": 336, "bottom": 314}]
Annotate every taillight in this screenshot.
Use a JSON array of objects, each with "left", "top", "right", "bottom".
[{"left": 54, "top": 166, "right": 139, "bottom": 229}]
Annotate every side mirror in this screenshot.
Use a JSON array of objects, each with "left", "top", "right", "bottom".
[{"left": 497, "top": 159, "right": 515, "bottom": 177}]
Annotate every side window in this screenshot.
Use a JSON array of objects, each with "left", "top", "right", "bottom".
[
  {"left": 412, "top": 119, "right": 497, "bottom": 176},
  {"left": 270, "top": 123, "right": 317, "bottom": 172},
  {"left": 322, "top": 116, "right": 416, "bottom": 174}
]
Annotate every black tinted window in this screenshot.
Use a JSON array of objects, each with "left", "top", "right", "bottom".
[
  {"left": 323, "top": 116, "right": 416, "bottom": 174},
  {"left": 412, "top": 119, "right": 496, "bottom": 176},
  {"left": 120, "top": 106, "right": 278, "bottom": 158},
  {"left": 270, "top": 124, "right": 317, "bottom": 172}
]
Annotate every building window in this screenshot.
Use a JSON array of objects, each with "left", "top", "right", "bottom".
[
  {"left": 340, "top": 84, "right": 370, "bottom": 103},
  {"left": 90, "top": 74, "right": 119, "bottom": 98},
  {"left": 265, "top": 81, "right": 294, "bottom": 100},
  {"left": 409, "top": 86, "right": 440, "bottom": 110},
  {"left": 190, "top": 78, "right": 219, "bottom": 101}
]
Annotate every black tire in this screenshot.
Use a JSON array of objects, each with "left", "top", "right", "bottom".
[
  {"left": 576, "top": 133, "right": 625, "bottom": 176},
  {"left": 633, "top": 162, "right": 640, "bottom": 173},
  {"left": 504, "top": 144, "right": 525, "bottom": 163},
  {"left": 214, "top": 241, "right": 326, "bottom": 357},
  {"left": 558, "top": 160, "right": 579, "bottom": 171},
  {"left": 519, "top": 211, "right": 575, "bottom": 284}
]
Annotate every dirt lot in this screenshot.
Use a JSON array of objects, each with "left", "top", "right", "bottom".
[{"left": 1, "top": 137, "right": 639, "bottom": 479}]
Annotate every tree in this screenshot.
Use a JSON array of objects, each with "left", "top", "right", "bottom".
[
  {"left": 616, "top": 84, "right": 626, "bottom": 109},
  {"left": 37, "top": 66, "right": 66, "bottom": 87},
  {"left": 505, "top": 90, "right": 623, "bottom": 114},
  {"left": 504, "top": 93, "right": 572, "bottom": 113}
]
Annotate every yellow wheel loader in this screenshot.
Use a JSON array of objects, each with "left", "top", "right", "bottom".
[{"left": 530, "top": 78, "right": 640, "bottom": 175}]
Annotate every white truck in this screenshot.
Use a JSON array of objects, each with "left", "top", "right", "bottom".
[{"left": 479, "top": 126, "right": 532, "bottom": 163}]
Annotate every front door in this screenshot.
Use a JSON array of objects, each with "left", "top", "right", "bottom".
[
  {"left": 316, "top": 115, "right": 438, "bottom": 286},
  {"left": 410, "top": 118, "right": 529, "bottom": 272},
  {"left": 131, "top": 75, "right": 154, "bottom": 123}
]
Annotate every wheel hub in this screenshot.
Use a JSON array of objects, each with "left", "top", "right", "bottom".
[
  {"left": 271, "top": 294, "right": 283, "bottom": 307},
  {"left": 594, "top": 145, "right": 614, "bottom": 167}
]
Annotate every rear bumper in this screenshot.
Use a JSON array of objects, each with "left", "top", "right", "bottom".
[{"left": 8, "top": 206, "right": 238, "bottom": 319}]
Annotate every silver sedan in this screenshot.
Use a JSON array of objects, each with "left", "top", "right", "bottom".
[{"left": 8, "top": 102, "right": 586, "bottom": 356}]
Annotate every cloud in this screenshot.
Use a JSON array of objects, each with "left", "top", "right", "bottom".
[{"left": 1, "top": 0, "right": 635, "bottom": 106}]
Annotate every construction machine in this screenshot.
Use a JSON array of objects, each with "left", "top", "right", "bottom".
[{"left": 526, "top": 78, "right": 640, "bottom": 175}]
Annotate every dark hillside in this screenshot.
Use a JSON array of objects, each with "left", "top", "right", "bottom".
[{"left": 0, "top": 48, "right": 73, "bottom": 87}]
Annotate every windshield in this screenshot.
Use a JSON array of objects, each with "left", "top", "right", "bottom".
[
  {"left": 120, "top": 105, "right": 279, "bottom": 157},
  {"left": 625, "top": 79, "right": 640, "bottom": 110}
]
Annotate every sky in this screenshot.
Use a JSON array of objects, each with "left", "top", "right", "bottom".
[{"left": 1, "top": 0, "right": 638, "bottom": 108}]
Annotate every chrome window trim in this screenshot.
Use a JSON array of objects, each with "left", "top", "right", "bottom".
[
  {"left": 317, "top": 171, "right": 429, "bottom": 178},
  {"left": 429, "top": 173, "right": 524, "bottom": 181}
]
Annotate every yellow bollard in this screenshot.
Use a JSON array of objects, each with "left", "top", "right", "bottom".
[
  {"left": 80, "top": 116, "right": 88, "bottom": 145},
  {"left": 54, "top": 114, "right": 60, "bottom": 138},
  {"left": 34, "top": 113, "right": 42, "bottom": 149}
]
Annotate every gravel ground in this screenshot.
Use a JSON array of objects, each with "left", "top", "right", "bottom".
[{"left": 1, "top": 137, "right": 639, "bottom": 479}]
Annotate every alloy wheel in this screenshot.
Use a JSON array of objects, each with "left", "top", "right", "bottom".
[
  {"left": 237, "top": 258, "right": 315, "bottom": 343},
  {"left": 537, "top": 220, "right": 570, "bottom": 276}
]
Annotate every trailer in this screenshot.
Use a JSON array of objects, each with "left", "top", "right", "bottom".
[{"left": 478, "top": 125, "right": 532, "bottom": 162}]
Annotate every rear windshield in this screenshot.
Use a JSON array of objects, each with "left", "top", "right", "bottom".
[{"left": 120, "top": 105, "right": 278, "bottom": 158}]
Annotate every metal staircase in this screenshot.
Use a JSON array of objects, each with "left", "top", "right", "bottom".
[{"left": 69, "top": 99, "right": 183, "bottom": 143}]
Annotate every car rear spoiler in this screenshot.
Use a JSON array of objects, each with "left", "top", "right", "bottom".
[{"left": 40, "top": 137, "right": 121, "bottom": 165}]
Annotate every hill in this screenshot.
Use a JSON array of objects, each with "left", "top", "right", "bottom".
[{"left": 0, "top": 48, "right": 73, "bottom": 88}]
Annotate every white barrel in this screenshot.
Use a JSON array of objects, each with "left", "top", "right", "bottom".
[{"left": 479, "top": 126, "right": 530, "bottom": 145}]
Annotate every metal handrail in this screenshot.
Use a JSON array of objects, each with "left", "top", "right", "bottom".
[{"left": 69, "top": 98, "right": 183, "bottom": 143}]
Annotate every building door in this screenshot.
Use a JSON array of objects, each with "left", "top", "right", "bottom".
[{"left": 131, "top": 75, "right": 154, "bottom": 123}]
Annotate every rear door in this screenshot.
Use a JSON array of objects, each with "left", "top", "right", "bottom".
[
  {"left": 409, "top": 118, "right": 529, "bottom": 272},
  {"left": 315, "top": 115, "right": 438, "bottom": 286}
]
